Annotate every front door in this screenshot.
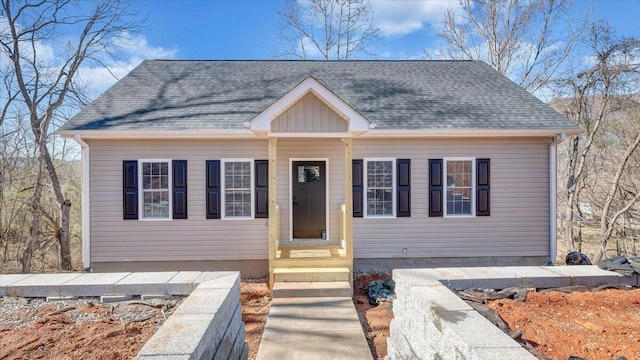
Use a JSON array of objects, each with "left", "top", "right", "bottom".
[{"left": 292, "top": 161, "right": 326, "bottom": 239}]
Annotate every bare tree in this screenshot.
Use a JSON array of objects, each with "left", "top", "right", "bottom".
[
  {"left": 552, "top": 24, "right": 640, "bottom": 261},
  {"left": 1, "top": 0, "right": 140, "bottom": 272},
  {"left": 436, "top": 0, "right": 584, "bottom": 93},
  {"left": 276, "top": 0, "right": 379, "bottom": 60}
]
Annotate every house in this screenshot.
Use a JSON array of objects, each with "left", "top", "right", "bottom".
[{"left": 57, "top": 60, "right": 581, "bottom": 284}]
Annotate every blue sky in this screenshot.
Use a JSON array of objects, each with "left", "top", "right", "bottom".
[
  {"left": 137, "top": 0, "right": 640, "bottom": 59},
  {"left": 80, "top": 0, "right": 640, "bottom": 96}
]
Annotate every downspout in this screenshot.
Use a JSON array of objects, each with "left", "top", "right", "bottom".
[
  {"left": 74, "top": 134, "right": 91, "bottom": 272},
  {"left": 548, "top": 133, "right": 566, "bottom": 265}
]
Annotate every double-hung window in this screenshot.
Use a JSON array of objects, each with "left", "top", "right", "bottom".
[
  {"left": 221, "top": 159, "right": 254, "bottom": 219},
  {"left": 139, "top": 159, "right": 172, "bottom": 220},
  {"left": 444, "top": 157, "right": 475, "bottom": 216},
  {"left": 364, "top": 158, "right": 396, "bottom": 218}
]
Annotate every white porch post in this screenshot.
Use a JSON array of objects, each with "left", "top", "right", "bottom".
[{"left": 344, "top": 137, "right": 353, "bottom": 287}]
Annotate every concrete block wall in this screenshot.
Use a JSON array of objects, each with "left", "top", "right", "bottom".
[
  {"left": 387, "top": 269, "right": 537, "bottom": 360},
  {"left": 136, "top": 273, "right": 247, "bottom": 360},
  {"left": 386, "top": 266, "right": 638, "bottom": 360}
]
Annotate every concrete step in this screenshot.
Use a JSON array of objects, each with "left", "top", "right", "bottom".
[
  {"left": 272, "top": 281, "right": 352, "bottom": 298},
  {"left": 273, "top": 267, "right": 350, "bottom": 282}
]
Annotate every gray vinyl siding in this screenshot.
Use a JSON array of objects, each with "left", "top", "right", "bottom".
[
  {"left": 277, "top": 139, "right": 345, "bottom": 243},
  {"left": 352, "top": 137, "right": 551, "bottom": 259},
  {"left": 88, "top": 136, "right": 551, "bottom": 264},
  {"left": 272, "top": 93, "right": 348, "bottom": 132},
  {"left": 88, "top": 139, "right": 269, "bottom": 263}
]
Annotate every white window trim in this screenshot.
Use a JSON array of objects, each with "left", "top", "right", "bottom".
[
  {"left": 443, "top": 157, "right": 476, "bottom": 218},
  {"left": 363, "top": 157, "right": 396, "bottom": 219},
  {"left": 221, "top": 158, "right": 255, "bottom": 220},
  {"left": 138, "top": 158, "right": 173, "bottom": 221},
  {"left": 288, "top": 158, "right": 330, "bottom": 242}
]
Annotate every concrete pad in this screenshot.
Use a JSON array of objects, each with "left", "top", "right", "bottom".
[
  {"left": 61, "top": 272, "right": 130, "bottom": 296},
  {"left": 257, "top": 297, "right": 371, "bottom": 360},
  {"left": 114, "top": 272, "right": 178, "bottom": 295},
  {"left": 272, "top": 281, "right": 351, "bottom": 298},
  {"left": 265, "top": 297, "right": 364, "bottom": 332},
  {"left": 6, "top": 273, "right": 82, "bottom": 297},
  {"left": 0, "top": 274, "right": 34, "bottom": 296},
  {"left": 165, "top": 271, "right": 202, "bottom": 295}
]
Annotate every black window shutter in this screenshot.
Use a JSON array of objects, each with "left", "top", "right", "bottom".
[
  {"left": 172, "top": 160, "right": 188, "bottom": 219},
  {"left": 255, "top": 160, "right": 269, "bottom": 218},
  {"left": 397, "top": 159, "right": 411, "bottom": 217},
  {"left": 123, "top": 160, "right": 138, "bottom": 220},
  {"left": 206, "top": 160, "right": 221, "bottom": 219},
  {"left": 352, "top": 159, "right": 363, "bottom": 218},
  {"left": 476, "top": 158, "right": 490, "bottom": 216},
  {"left": 428, "top": 159, "right": 443, "bottom": 217}
]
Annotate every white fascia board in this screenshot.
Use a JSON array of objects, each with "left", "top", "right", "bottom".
[
  {"left": 268, "top": 132, "right": 351, "bottom": 138},
  {"left": 359, "top": 128, "right": 582, "bottom": 138},
  {"left": 56, "top": 129, "right": 258, "bottom": 140},
  {"left": 249, "top": 76, "right": 370, "bottom": 133}
]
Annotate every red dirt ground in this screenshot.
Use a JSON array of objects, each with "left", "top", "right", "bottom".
[
  {"left": 488, "top": 288, "right": 640, "bottom": 360},
  {"left": 0, "top": 297, "right": 179, "bottom": 360},
  {"left": 240, "top": 279, "right": 271, "bottom": 360},
  {"left": 353, "top": 273, "right": 394, "bottom": 359}
]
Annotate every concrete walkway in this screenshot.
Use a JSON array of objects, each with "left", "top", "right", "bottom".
[{"left": 256, "top": 297, "right": 372, "bottom": 360}]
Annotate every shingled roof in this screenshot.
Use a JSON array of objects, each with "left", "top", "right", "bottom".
[{"left": 60, "top": 60, "right": 579, "bottom": 132}]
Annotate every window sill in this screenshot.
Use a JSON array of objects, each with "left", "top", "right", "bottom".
[{"left": 222, "top": 216, "right": 255, "bottom": 221}]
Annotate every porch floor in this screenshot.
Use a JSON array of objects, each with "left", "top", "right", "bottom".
[{"left": 276, "top": 245, "right": 346, "bottom": 259}]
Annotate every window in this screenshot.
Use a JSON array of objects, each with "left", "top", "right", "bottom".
[
  {"left": 364, "top": 158, "right": 396, "bottom": 218},
  {"left": 222, "top": 159, "right": 254, "bottom": 219},
  {"left": 139, "top": 160, "right": 172, "bottom": 219},
  {"left": 444, "top": 158, "right": 475, "bottom": 216}
]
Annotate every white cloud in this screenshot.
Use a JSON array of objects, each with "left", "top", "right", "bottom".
[
  {"left": 78, "top": 31, "right": 178, "bottom": 97},
  {"left": 371, "top": 0, "right": 458, "bottom": 37}
]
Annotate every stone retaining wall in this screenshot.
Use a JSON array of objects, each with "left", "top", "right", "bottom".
[
  {"left": 135, "top": 275, "right": 247, "bottom": 360},
  {"left": 386, "top": 266, "right": 638, "bottom": 360}
]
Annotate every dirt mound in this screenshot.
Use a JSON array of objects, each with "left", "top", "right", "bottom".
[{"left": 488, "top": 288, "right": 640, "bottom": 360}]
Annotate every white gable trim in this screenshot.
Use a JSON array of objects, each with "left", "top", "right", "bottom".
[{"left": 249, "top": 76, "right": 370, "bottom": 135}]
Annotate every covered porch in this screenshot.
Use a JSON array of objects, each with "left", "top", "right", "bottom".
[
  {"left": 246, "top": 77, "right": 371, "bottom": 294},
  {"left": 267, "top": 137, "right": 354, "bottom": 292}
]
